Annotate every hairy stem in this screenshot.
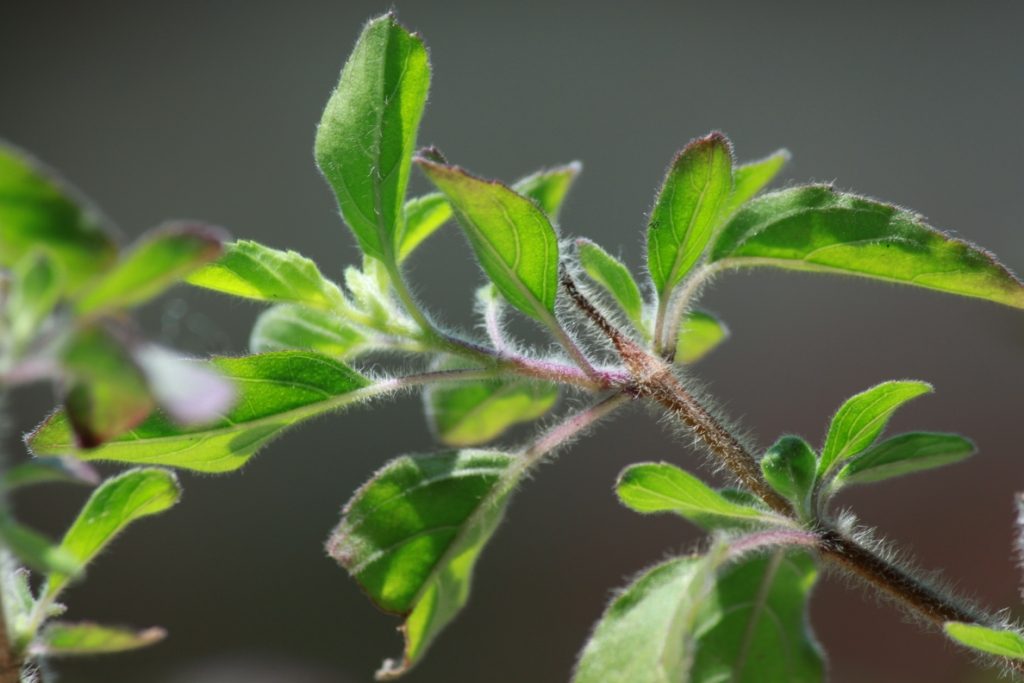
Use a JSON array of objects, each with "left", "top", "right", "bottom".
[
  {"left": 0, "top": 396, "right": 23, "bottom": 683},
  {"left": 561, "top": 271, "right": 1024, "bottom": 673}
]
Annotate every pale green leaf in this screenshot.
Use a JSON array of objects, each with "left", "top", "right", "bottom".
[
  {"left": 426, "top": 372, "right": 558, "bottom": 446},
  {"left": 835, "top": 432, "right": 974, "bottom": 486},
  {"left": 690, "top": 552, "right": 825, "bottom": 682},
  {"left": 3, "top": 457, "right": 99, "bottom": 490},
  {"left": 398, "top": 163, "right": 581, "bottom": 262},
  {"left": 44, "top": 468, "right": 180, "bottom": 600},
  {"left": 7, "top": 251, "right": 62, "bottom": 346},
  {"left": 31, "top": 622, "right": 166, "bottom": 657},
  {"left": 676, "top": 310, "right": 729, "bottom": 364},
  {"left": 616, "top": 462, "right": 769, "bottom": 526},
  {"left": 709, "top": 186, "right": 1024, "bottom": 309},
  {"left": 28, "top": 352, "right": 372, "bottom": 473},
  {"left": 76, "top": 223, "right": 225, "bottom": 314},
  {"left": 417, "top": 157, "right": 559, "bottom": 322},
  {"left": 186, "top": 240, "right": 345, "bottom": 310},
  {"left": 647, "top": 133, "right": 734, "bottom": 296},
  {"left": 0, "top": 517, "right": 80, "bottom": 575},
  {"left": 315, "top": 14, "right": 430, "bottom": 262},
  {"left": 327, "top": 450, "right": 518, "bottom": 680},
  {"left": 818, "top": 380, "right": 932, "bottom": 476},
  {"left": 722, "top": 149, "right": 790, "bottom": 217},
  {"left": 576, "top": 238, "right": 645, "bottom": 332},
  {"left": 0, "top": 142, "right": 116, "bottom": 286},
  {"left": 251, "top": 303, "right": 369, "bottom": 358},
  {"left": 944, "top": 622, "right": 1024, "bottom": 660}
]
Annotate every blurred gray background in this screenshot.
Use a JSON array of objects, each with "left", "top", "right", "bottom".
[{"left": 2, "top": 1, "right": 1023, "bottom": 681}]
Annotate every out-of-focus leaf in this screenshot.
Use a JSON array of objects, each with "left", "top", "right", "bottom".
[
  {"left": 576, "top": 239, "right": 645, "bottom": 332},
  {"left": 76, "top": 222, "right": 225, "bottom": 314},
  {"left": 186, "top": 240, "right": 346, "bottom": 309},
  {"left": 43, "top": 468, "right": 181, "bottom": 600},
  {"left": 250, "top": 304, "right": 368, "bottom": 358},
  {"left": 28, "top": 352, "right": 372, "bottom": 473},
  {"left": 7, "top": 251, "right": 62, "bottom": 345},
  {"left": 30, "top": 622, "right": 166, "bottom": 657},
  {"left": 944, "top": 622, "right": 1024, "bottom": 660},
  {"left": 0, "top": 516, "right": 80, "bottom": 575},
  {"left": 675, "top": 310, "right": 728, "bottom": 364},
  {"left": 647, "top": 133, "right": 733, "bottom": 296},
  {"left": 835, "top": 432, "right": 974, "bottom": 486},
  {"left": 417, "top": 157, "right": 559, "bottom": 323},
  {"left": 0, "top": 142, "right": 116, "bottom": 286},
  {"left": 709, "top": 185, "right": 1024, "bottom": 309},
  {"left": 315, "top": 14, "right": 429, "bottom": 262},
  {"left": 818, "top": 380, "right": 932, "bottom": 476},
  {"left": 3, "top": 457, "right": 99, "bottom": 490},
  {"left": 133, "top": 345, "right": 236, "bottom": 425},
  {"left": 328, "top": 450, "right": 518, "bottom": 680}
]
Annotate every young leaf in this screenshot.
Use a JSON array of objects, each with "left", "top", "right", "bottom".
[
  {"left": 0, "top": 142, "right": 116, "bottom": 286},
  {"left": 398, "top": 163, "right": 581, "bottom": 263},
  {"left": 251, "top": 304, "right": 368, "bottom": 358},
  {"left": 30, "top": 622, "right": 166, "bottom": 657},
  {"left": 573, "top": 555, "right": 716, "bottom": 683},
  {"left": 28, "top": 352, "right": 372, "bottom": 473},
  {"left": 186, "top": 240, "right": 346, "bottom": 310},
  {"left": 818, "top": 380, "right": 933, "bottom": 476},
  {"left": 689, "top": 551, "right": 825, "bottom": 682},
  {"left": 675, "top": 310, "right": 729, "bottom": 364},
  {"left": 647, "top": 132, "right": 734, "bottom": 296},
  {"left": 76, "top": 222, "right": 226, "bottom": 314},
  {"left": 722, "top": 149, "right": 790, "bottom": 217},
  {"left": 60, "top": 325, "right": 153, "bottom": 448},
  {"left": 760, "top": 435, "right": 817, "bottom": 506},
  {"left": 426, "top": 373, "right": 558, "bottom": 447},
  {"left": 3, "top": 457, "right": 99, "bottom": 490},
  {"left": 709, "top": 185, "right": 1024, "bottom": 309},
  {"left": 0, "top": 516, "right": 80, "bottom": 575},
  {"left": 43, "top": 468, "right": 181, "bottom": 600},
  {"left": 315, "top": 14, "right": 430, "bottom": 262},
  {"left": 616, "top": 462, "right": 770, "bottom": 526},
  {"left": 576, "top": 239, "right": 645, "bottom": 332},
  {"left": 7, "top": 251, "right": 62, "bottom": 345},
  {"left": 944, "top": 622, "right": 1024, "bottom": 660},
  {"left": 835, "top": 432, "right": 974, "bottom": 486},
  {"left": 327, "top": 450, "right": 518, "bottom": 679},
  {"left": 416, "top": 157, "right": 560, "bottom": 323}
]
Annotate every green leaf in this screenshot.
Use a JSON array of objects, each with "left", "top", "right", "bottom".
[
  {"left": 835, "top": 432, "right": 974, "bottom": 486},
  {"left": 43, "top": 468, "right": 181, "bottom": 600},
  {"left": 0, "top": 142, "right": 117, "bottom": 287},
  {"left": 133, "top": 345, "right": 236, "bottom": 426},
  {"left": 76, "top": 223, "right": 225, "bottom": 314},
  {"left": 426, "top": 371, "right": 558, "bottom": 447},
  {"left": 186, "top": 240, "right": 345, "bottom": 310},
  {"left": 689, "top": 551, "right": 825, "bottom": 682},
  {"left": 251, "top": 304, "right": 369, "bottom": 358},
  {"left": 676, "top": 310, "right": 729, "bottom": 364},
  {"left": 818, "top": 380, "right": 932, "bottom": 476},
  {"left": 416, "top": 157, "right": 560, "bottom": 322},
  {"left": 616, "top": 462, "right": 770, "bottom": 526},
  {"left": 315, "top": 14, "right": 430, "bottom": 262},
  {"left": 573, "top": 554, "right": 717, "bottom": 683},
  {"left": 722, "top": 149, "right": 790, "bottom": 217},
  {"left": 576, "top": 239, "right": 645, "bottom": 332},
  {"left": 944, "top": 622, "right": 1024, "bottom": 660},
  {"left": 7, "top": 251, "right": 63, "bottom": 346},
  {"left": 30, "top": 622, "right": 166, "bottom": 657},
  {"left": 3, "top": 457, "right": 99, "bottom": 490},
  {"left": 28, "top": 352, "right": 372, "bottom": 473},
  {"left": 761, "top": 435, "right": 817, "bottom": 506},
  {"left": 0, "top": 517, "right": 80, "bottom": 575},
  {"left": 60, "top": 325, "right": 153, "bottom": 448},
  {"left": 647, "top": 133, "right": 734, "bottom": 296},
  {"left": 398, "top": 163, "right": 581, "bottom": 263},
  {"left": 709, "top": 185, "right": 1024, "bottom": 309},
  {"left": 327, "top": 450, "right": 518, "bottom": 679}
]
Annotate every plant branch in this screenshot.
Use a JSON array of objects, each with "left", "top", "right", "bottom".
[{"left": 0, "top": 395, "right": 23, "bottom": 683}]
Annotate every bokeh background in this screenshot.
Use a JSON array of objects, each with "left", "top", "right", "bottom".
[{"left": 2, "top": 1, "right": 1023, "bottom": 681}]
